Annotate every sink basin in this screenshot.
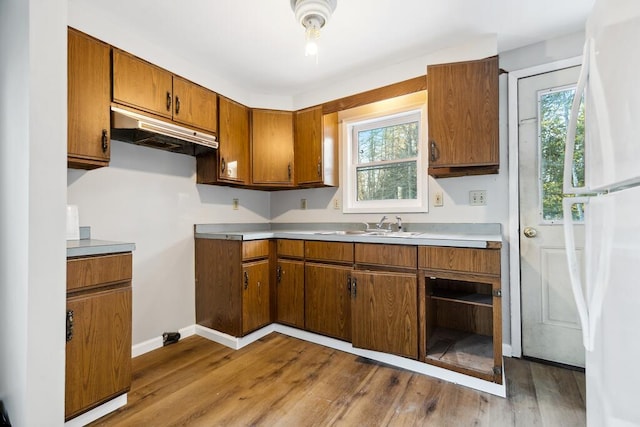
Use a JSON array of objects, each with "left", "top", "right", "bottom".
[
  {"left": 314, "top": 230, "right": 368, "bottom": 235},
  {"left": 314, "top": 230, "right": 422, "bottom": 237},
  {"left": 375, "top": 231, "right": 423, "bottom": 237}
]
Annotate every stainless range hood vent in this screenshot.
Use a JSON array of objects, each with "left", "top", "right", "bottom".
[{"left": 111, "top": 106, "right": 218, "bottom": 156}]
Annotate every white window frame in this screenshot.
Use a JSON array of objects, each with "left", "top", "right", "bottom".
[{"left": 341, "top": 96, "right": 428, "bottom": 213}]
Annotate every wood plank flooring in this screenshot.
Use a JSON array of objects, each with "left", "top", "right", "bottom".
[{"left": 90, "top": 333, "right": 585, "bottom": 426}]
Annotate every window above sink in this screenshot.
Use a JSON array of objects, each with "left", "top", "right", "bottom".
[{"left": 340, "top": 92, "right": 429, "bottom": 214}]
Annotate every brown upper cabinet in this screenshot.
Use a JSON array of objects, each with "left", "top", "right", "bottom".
[
  {"left": 294, "top": 106, "right": 339, "bottom": 187},
  {"left": 251, "top": 109, "right": 295, "bottom": 187},
  {"left": 199, "top": 96, "right": 250, "bottom": 185},
  {"left": 427, "top": 56, "right": 499, "bottom": 178},
  {"left": 67, "top": 28, "right": 111, "bottom": 169},
  {"left": 112, "top": 49, "right": 217, "bottom": 134}
]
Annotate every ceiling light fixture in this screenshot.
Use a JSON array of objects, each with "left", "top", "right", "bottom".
[{"left": 291, "top": 0, "right": 337, "bottom": 59}]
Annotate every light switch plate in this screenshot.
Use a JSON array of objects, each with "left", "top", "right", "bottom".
[{"left": 232, "top": 198, "right": 239, "bottom": 210}]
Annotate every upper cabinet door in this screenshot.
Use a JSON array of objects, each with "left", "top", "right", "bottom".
[
  {"left": 112, "top": 49, "right": 173, "bottom": 119},
  {"left": 67, "top": 28, "right": 111, "bottom": 169},
  {"left": 217, "top": 96, "right": 249, "bottom": 184},
  {"left": 251, "top": 109, "right": 295, "bottom": 186},
  {"left": 172, "top": 76, "right": 218, "bottom": 133},
  {"left": 295, "top": 106, "right": 323, "bottom": 185},
  {"left": 427, "top": 56, "right": 499, "bottom": 177},
  {"left": 294, "top": 107, "right": 339, "bottom": 187}
]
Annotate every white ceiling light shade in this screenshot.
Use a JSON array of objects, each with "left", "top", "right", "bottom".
[{"left": 291, "top": 0, "right": 337, "bottom": 58}]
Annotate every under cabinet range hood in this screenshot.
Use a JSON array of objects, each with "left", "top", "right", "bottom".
[{"left": 110, "top": 106, "right": 218, "bottom": 156}]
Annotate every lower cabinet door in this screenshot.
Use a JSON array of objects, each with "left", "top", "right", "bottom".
[
  {"left": 351, "top": 271, "right": 418, "bottom": 359},
  {"left": 65, "top": 286, "right": 132, "bottom": 420},
  {"left": 242, "top": 260, "right": 271, "bottom": 335},
  {"left": 305, "top": 263, "right": 352, "bottom": 341},
  {"left": 276, "top": 259, "right": 305, "bottom": 328}
]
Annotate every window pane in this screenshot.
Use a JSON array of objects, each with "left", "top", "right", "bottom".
[
  {"left": 357, "top": 122, "right": 418, "bottom": 163},
  {"left": 356, "top": 162, "right": 417, "bottom": 201},
  {"left": 539, "top": 87, "right": 585, "bottom": 221}
]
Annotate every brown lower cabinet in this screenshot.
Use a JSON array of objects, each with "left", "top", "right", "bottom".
[
  {"left": 195, "top": 238, "right": 270, "bottom": 336},
  {"left": 275, "top": 239, "right": 305, "bottom": 328},
  {"left": 65, "top": 253, "right": 132, "bottom": 421},
  {"left": 419, "top": 245, "right": 503, "bottom": 384},
  {"left": 351, "top": 270, "right": 418, "bottom": 359},
  {"left": 276, "top": 258, "right": 305, "bottom": 328},
  {"left": 304, "top": 263, "right": 353, "bottom": 341},
  {"left": 194, "top": 237, "right": 502, "bottom": 384},
  {"left": 242, "top": 259, "right": 271, "bottom": 335}
]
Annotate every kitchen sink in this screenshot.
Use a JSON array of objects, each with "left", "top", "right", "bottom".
[{"left": 314, "top": 230, "right": 422, "bottom": 237}]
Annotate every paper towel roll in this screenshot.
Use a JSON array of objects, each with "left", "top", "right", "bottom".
[{"left": 66, "top": 205, "right": 80, "bottom": 240}]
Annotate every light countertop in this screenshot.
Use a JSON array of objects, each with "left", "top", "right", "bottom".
[
  {"left": 66, "top": 238, "right": 136, "bottom": 258},
  {"left": 194, "top": 223, "right": 502, "bottom": 249}
]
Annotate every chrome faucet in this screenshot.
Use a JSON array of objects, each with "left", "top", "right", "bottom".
[
  {"left": 376, "top": 215, "right": 388, "bottom": 229},
  {"left": 395, "top": 216, "right": 403, "bottom": 231}
]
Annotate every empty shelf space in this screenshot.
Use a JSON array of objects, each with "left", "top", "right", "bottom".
[
  {"left": 431, "top": 290, "right": 492, "bottom": 307},
  {"left": 426, "top": 327, "right": 494, "bottom": 375}
]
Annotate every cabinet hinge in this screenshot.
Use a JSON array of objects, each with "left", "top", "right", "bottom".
[
  {"left": 493, "top": 366, "right": 503, "bottom": 376},
  {"left": 492, "top": 289, "right": 502, "bottom": 297}
]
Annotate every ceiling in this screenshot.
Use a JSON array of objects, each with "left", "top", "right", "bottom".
[{"left": 76, "top": 0, "right": 594, "bottom": 98}]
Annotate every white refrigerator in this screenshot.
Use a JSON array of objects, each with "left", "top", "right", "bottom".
[{"left": 562, "top": 0, "right": 640, "bottom": 425}]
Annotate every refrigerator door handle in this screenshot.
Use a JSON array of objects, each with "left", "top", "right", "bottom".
[
  {"left": 563, "top": 197, "right": 592, "bottom": 350},
  {"left": 563, "top": 39, "right": 591, "bottom": 195}
]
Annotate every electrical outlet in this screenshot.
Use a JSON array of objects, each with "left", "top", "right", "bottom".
[
  {"left": 300, "top": 198, "right": 307, "bottom": 210},
  {"left": 469, "top": 190, "right": 487, "bottom": 206},
  {"left": 434, "top": 191, "right": 444, "bottom": 207},
  {"left": 232, "top": 198, "right": 239, "bottom": 210},
  {"left": 333, "top": 198, "right": 340, "bottom": 209}
]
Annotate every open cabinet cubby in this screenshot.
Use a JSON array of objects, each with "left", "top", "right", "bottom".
[{"left": 419, "top": 245, "right": 502, "bottom": 384}]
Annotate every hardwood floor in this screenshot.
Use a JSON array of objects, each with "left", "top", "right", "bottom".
[{"left": 90, "top": 333, "right": 585, "bottom": 426}]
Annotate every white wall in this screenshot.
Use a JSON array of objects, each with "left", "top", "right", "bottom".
[
  {"left": 0, "top": 0, "right": 67, "bottom": 424},
  {"left": 68, "top": 141, "right": 270, "bottom": 344}
]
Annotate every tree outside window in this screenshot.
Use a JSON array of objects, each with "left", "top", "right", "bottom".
[{"left": 539, "top": 87, "right": 585, "bottom": 222}]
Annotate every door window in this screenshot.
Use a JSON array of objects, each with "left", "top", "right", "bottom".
[{"left": 538, "top": 85, "right": 585, "bottom": 222}]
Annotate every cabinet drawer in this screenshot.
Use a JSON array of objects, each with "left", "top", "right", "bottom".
[
  {"left": 355, "top": 243, "right": 417, "bottom": 269},
  {"left": 419, "top": 246, "right": 500, "bottom": 275},
  {"left": 277, "top": 239, "right": 304, "bottom": 258},
  {"left": 242, "top": 240, "right": 270, "bottom": 260},
  {"left": 67, "top": 253, "right": 132, "bottom": 292},
  {"left": 305, "top": 241, "right": 353, "bottom": 263}
]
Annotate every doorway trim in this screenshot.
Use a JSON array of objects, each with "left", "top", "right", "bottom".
[{"left": 507, "top": 56, "right": 582, "bottom": 358}]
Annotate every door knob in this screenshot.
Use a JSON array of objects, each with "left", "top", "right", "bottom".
[{"left": 523, "top": 226, "right": 537, "bottom": 238}]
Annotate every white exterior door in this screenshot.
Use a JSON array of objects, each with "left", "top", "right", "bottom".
[{"left": 518, "top": 66, "right": 585, "bottom": 367}]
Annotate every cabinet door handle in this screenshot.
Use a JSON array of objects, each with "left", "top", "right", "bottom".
[
  {"left": 347, "top": 276, "right": 352, "bottom": 293},
  {"left": 101, "top": 129, "right": 108, "bottom": 153},
  {"left": 221, "top": 157, "right": 226, "bottom": 174},
  {"left": 430, "top": 140, "right": 439, "bottom": 162},
  {"left": 166, "top": 91, "right": 172, "bottom": 112},
  {"left": 352, "top": 278, "right": 357, "bottom": 298},
  {"left": 287, "top": 163, "right": 292, "bottom": 181},
  {"left": 175, "top": 96, "right": 181, "bottom": 115},
  {"left": 317, "top": 161, "right": 322, "bottom": 178},
  {"left": 66, "top": 310, "right": 74, "bottom": 342},
  {"left": 244, "top": 271, "right": 249, "bottom": 290},
  {"left": 276, "top": 266, "right": 282, "bottom": 283}
]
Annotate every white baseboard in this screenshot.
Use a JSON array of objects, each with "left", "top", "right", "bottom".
[
  {"left": 132, "top": 324, "right": 196, "bottom": 357},
  {"left": 195, "top": 324, "right": 507, "bottom": 398},
  {"left": 502, "top": 343, "right": 513, "bottom": 358},
  {"left": 64, "top": 394, "right": 127, "bottom": 427}
]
